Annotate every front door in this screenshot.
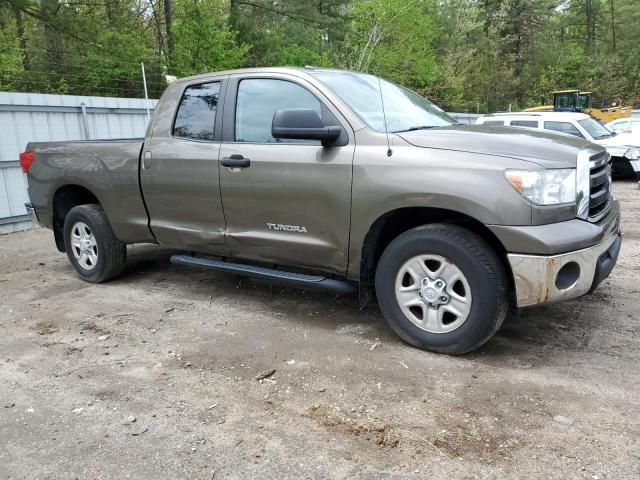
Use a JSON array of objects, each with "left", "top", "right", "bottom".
[
  {"left": 140, "top": 79, "right": 227, "bottom": 251},
  {"left": 218, "top": 75, "right": 354, "bottom": 274}
]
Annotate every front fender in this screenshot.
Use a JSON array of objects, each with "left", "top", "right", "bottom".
[{"left": 347, "top": 141, "right": 536, "bottom": 279}]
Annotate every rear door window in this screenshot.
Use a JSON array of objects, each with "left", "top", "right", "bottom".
[
  {"left": 609, "top": 120, "right": 630, "bottom": 133},
  {"left": 173, "top": 81, "right": 221, "bottom": 141},
  {"left": 510, "top": 120, "right": 538, "bottom": 128},
  {"left": 543, "top": 121, "right": 584, "bottom": 138}
]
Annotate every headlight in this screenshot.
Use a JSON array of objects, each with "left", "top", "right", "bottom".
[
  {"left": 624, "top": 147, "right": 640, "bottom": 160},
  {"left": 505, "top": 169, "right": 576, "bottom": 205}
]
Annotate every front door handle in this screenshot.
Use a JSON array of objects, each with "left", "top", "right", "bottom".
[{"left": 221, "top": 154, "right": 250, "bottom": 168}]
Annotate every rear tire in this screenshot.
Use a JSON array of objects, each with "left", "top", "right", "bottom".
[
  {"left": 375, "top": 223, "right": 509, "bottom": 355},
  {"left": 63, "top": 204, "right": 126, "bottom": 283}
]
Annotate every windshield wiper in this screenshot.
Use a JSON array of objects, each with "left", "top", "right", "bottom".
[{"left": 392, "top": 125, "right": 437, "bottom": 133}]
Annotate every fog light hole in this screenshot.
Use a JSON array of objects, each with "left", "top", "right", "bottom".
[{"left": 555, "top": 261, "right": 580, "bottom": 290}]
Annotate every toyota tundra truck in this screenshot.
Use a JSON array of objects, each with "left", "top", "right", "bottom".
[{"left": 21, "top": 67, "right": 622, "bottom": 354}]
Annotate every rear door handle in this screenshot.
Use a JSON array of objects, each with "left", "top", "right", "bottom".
[
  {"left": 143, "top": 151, "right": 152, "bottom": 169},
  {"left": 221, "top": 154, "right": 250, "bottom": 168}
]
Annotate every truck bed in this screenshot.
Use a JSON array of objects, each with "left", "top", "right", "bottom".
[{"left": 25, "top": 138, "right": 153, "bottom": 244}]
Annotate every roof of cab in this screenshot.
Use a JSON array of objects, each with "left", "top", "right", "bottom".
[
  {"left": 552, "top": 89, "right": 580, "bottom": 94},
  {"left": 171, "top": 66, "right": 357, "bottom": 84}
]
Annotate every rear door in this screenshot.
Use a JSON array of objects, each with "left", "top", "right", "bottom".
[
  {"left": 217, "top": 73, "right": 355, "bottom": 274},
  {"left": 140, "top": 78, "right": 228, "bottom": 251}
]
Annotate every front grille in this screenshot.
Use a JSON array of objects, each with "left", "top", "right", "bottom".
[{"left": 588, "top": 153, "right": 612, "bottom": 220}]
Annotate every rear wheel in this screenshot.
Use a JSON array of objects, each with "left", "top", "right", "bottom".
[
  {"left": 375, "top": 223, "right": 509, "bottom": 354},
  {"left": 63, "top": 204, "right": 126, "bottom": 283}
]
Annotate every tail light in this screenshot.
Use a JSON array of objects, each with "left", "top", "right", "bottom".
[{"left": 19, "top": 151, "right": 34, "bottom": 173}]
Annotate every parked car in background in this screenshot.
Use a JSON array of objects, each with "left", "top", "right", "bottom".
[
  {"left": 606, "top": 117, "right": 640, "bottom": 135},
  {"left": 477, "top": 112, "right": 640, "bottom": 179}
]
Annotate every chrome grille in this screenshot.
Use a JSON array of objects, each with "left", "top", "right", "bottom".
[{"left": 588, "top": 153, "right": 612, "bottom": 221}]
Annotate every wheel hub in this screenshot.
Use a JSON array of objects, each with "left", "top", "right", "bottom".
[
  {"left": 394, "top": 254, "right": 472, "bottom": 334},
  {"left": 419, "top": 277, "right": 449, "bottom": 307},
  {"left": 80, "top": 237, "right": 92, "bottom": 252},
  {"left": 70, "top": 221, "right": 98, "bottom": 271}
]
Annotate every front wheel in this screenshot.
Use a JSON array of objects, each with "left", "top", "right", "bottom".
[
  {"left": 63, "top": 204, "right": 127, "bottom": 283},
  {"left": 375, "top": 224, "right": 509, "bottom": 354}
]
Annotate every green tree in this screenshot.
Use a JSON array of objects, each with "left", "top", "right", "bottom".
[
  {"left": 341, "top": 0, "right": 442, "bottom": 92},
  {"left": 171, "top": 0, "right": 248, "bottom": 77},
  {"left": 0, "top": 4, "right": 23, "bottom": 89}
]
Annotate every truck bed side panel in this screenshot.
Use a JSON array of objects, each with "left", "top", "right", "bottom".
[{"left": 26, "top": 139, "right": 154, "bottom": 244}]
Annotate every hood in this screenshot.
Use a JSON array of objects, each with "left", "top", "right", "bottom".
[
  {"left": 596, "top": 131, "right": 639, "bottom": 147},
  {"left": 397, "top": 124, "right": 602, "bottom": 169},
  {"left": 595, "top": 132, "right": 639, "bottom": 157}
]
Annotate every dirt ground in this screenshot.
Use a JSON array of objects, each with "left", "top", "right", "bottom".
[{"left": 1, "top": 182, "right": 639, "bottom": 480}]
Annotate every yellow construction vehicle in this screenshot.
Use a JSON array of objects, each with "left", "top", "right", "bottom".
[{"left": 524, "top": 89, "right": 632, "bottom": 123}]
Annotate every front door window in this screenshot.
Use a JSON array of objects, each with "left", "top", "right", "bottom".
[{"left": 235, "top": 79, "right": 321, "bottom": 143}]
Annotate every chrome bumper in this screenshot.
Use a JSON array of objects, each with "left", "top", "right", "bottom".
[
  {"left": 508, "top": 225, "right": 622, "bottom": 307},
  {"left": 25, "top": 202, "right": 43, "bottom": 227}
]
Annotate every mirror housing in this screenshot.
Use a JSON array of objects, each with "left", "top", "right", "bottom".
[{"left": 272, "top": 109, "right": 342, "bottom": 145}]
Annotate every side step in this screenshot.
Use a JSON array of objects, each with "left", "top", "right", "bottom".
[{"left": 170, "top": 254, "right": 355, "bottom": 294}]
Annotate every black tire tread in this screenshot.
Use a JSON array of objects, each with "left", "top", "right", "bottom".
[
  {"left": 63, "top": 204, "right": 126, "bottom": 283},
  {"left": 375, "top": 223, "right": 509, "bottom": 355}
]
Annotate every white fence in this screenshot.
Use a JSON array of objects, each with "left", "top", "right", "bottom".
[{"left": 0, "top": 92, "right": 156, "bottom": 233}]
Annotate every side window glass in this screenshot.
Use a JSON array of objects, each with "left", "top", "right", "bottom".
[
  {"left": 235, "top": 79, "right": 322, "bottom": 143},
  {"left": 544, "top": 121, "right": 583, "bottom": 138},
  {"left": 510, "top": 120, "right": 538, "bottom": 128},
  {"left": 482, "top": 120, "right": 504, "bottom": 126},
  {"left": 611, "top": 121, "right": 629, "bottom": 133},
  {"left": 173, "top": 82, "right": 221, "bottom": 141}
]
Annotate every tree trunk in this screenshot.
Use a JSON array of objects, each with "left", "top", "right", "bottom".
[
  {"left": 11, "top": 4, "right": 30, "bottom": 70},
  {"left": 229, "top": 0, "right": 239, "bottom": 30},
  {"left": 106, "top": 0, "right": 118, "bottom": 26},
  {"left": 609, "top": 0, "right": 616, "bottom": 52},
  {"left": 40, "top": 0, "right": 63, "bottom": 71},
  {"left": 164, "top": 0, "right": 174, "bottom": 66},
  {"left": 585, "top": 0, "right": 595, "bottom": 54}
]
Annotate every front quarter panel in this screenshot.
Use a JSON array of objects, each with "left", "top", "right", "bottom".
[{"left": 347, "top": 131, "right": 537, "bottom": 278}]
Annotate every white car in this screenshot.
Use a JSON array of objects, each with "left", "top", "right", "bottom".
[
  {"left": 606, "top": 117, "right": 640, "bottom": 135},
  {"left": 476, "top": 112, "right": 640, "bottom": 179}
]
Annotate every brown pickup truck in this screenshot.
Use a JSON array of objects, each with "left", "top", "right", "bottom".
[{"left": 22, "top": 67, "right": 622, "bottom": 354}]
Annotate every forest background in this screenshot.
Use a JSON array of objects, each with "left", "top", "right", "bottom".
[{"left": 1, "top": 0, "right": 638, "bottom": 113}]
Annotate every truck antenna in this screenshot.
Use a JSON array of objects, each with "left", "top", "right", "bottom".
[{"left": 377, "top": 76, "right": 393, "bottom": 157}]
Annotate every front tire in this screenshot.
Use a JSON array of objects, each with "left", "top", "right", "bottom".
[
  {"left": 375, "top": 224, "right": 509, "bottom": 355},
  {"left": 63, "top": 204, "right": 126, "bottom": 283}
]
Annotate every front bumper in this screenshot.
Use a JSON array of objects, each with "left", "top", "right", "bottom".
[
  {"left": 508, "top": 219, "right": 622, "bottom": 307},
  {"left": 611, "top": 156, "right": 640, "bottom": 180}
]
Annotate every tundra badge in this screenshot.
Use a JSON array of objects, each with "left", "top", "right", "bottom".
[{"left": 267, "top": 223, "right": 308, "bottom": 233}]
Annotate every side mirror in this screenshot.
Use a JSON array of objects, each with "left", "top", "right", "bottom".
[{"left": 272, "top": 109, "right": 342, "bottom": 145}]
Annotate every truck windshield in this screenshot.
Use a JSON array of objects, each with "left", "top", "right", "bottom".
[
  {"left": 310, "top": 71, "right": 455, "bottom": 133},
  {"left": 578, "top": 118, "right": 614, "bottom": 140}
]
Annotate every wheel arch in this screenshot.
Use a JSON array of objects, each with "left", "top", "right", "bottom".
[
  {"left": 51, "top": 184, "right": 102, "bottom": 252},
  {"left": 357, "top": 206, "right": 513, "bottom": 307}
]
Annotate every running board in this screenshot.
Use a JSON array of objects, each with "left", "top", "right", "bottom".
[{"left": 170, "top": 255, "right": 355, "bottom": 294}]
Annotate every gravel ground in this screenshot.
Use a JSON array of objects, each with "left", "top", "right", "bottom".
[{"left": 1, "top": 181, "right": 639, "bottom": 480}]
